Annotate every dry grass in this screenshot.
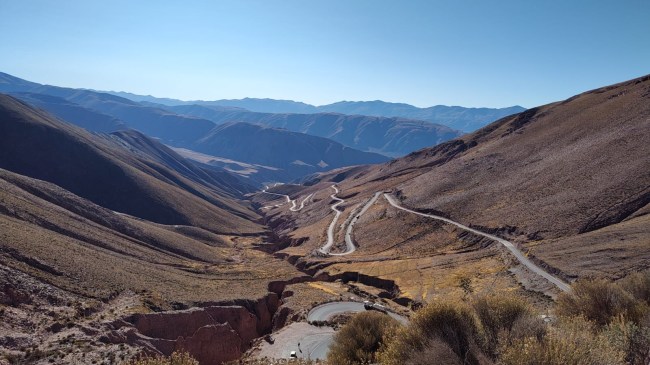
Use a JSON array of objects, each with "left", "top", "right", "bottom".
[
  {"left": 323, "top": 253, "right": 520, "bottom": 304},
  {"left": 379, "top": 273, "right": 650, "bottom": 365},
  {"left": 556, "top": 275, "right": 649, "bottom": 326},
  {"left": 499, "top": 316, "right": 631, "bottom": 365}
]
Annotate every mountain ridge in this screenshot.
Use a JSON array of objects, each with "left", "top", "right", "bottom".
[{"left": 106, "top": 90, "right": 524, "bottom": 132}]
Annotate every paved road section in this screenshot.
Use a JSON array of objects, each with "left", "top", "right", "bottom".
[
  {"left": 318, "top": 185, "right": 345, "bottom": 254},
  {"left": 260, "top": 184, "right": 311, "bottom": 212},
  {"left": 256, "top": 322, "right": 335, "bottom": 360},
  {"left": 384, "top": 194, "right": 571, "bottom": 292},
  {"left": 308, "top": 301, "right": 408, "bottom": 324},
  {"left": 340, "top": 192, "right": 381, "bottom": 256}
]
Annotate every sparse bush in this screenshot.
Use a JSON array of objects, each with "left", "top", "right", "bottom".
[
  {"left": 604, "top": 315, "right": 650, "bottom": 365},
  {"left": 379, "top": 300, "right": 486, "bottom": 365},
  {"left": 471, "top": 294, "right": 532, "bottom": 356},
  {"left": 508, "top": 313, "right": 547, "bottom": 342},
  {"left": 327, "top": 311, "right": 400, "bottom": 365},
  {"left": 499, "top": 316, "right": 627, "bottom": 365},
  {"left": 121, "top": 351, "right": 198, "bottom": 365},
  {"left": 556, "top": 278, "right": 641, "bottom": 325},
  {"left": 619, "top": 271, "right": 650, "bottom": 305},
  {"left": 402, "top": 337, "right": 462, "bottom": 365}
]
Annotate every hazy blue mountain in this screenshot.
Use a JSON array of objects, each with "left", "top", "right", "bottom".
[
  {"left": 0, "top": 72, "right": 391, "bottom": 182},
  {"left": 157, "top": 104, "right": 462, "bottom": 157},
  {"left": 198, "top": 98, "right": 318, "bottom": 114},
  {"left": 192, "top": 122, "right": 390, "bottom": 180},
  {"left": 107, "top": 91, "right": 191, "bottom": 106},
  {"left": 10, "top": 92, "right": 127, "bottom": 133},
  {"left": 317, "top": 101, "right": 526, "bottom": 132},
  {"left": 102, "top": 88, "right": 524, "bottom": 132},
  {"left": 1, "top": 73, "right": 215, "bottom": 144}
]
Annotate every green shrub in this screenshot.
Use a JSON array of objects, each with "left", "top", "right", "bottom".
[{"left": 327, "top": 311, "right": 400, "bottom": 365}]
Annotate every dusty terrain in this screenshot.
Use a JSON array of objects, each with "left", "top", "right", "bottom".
[
  {"left": 1, "top": 74, "right": 649, "bottom": 364},
  {"left": 0, "top": 96, "right": 309, "bottom": 364},
  {"left": 261, "top": 74, "right": 650, "bottom": 309}
]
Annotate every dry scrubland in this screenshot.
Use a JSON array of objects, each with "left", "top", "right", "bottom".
[{"left": 124, "top": 272, "right": 650, "bottom": 364}]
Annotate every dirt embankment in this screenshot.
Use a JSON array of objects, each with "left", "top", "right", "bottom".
[{"left": 104, "top": 284, "right": 295, "bottom": 364}]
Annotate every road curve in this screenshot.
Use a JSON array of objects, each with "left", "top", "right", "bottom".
[
  {"left": 260, "top": 184, "right": 311, "bottom": 212},
  {"left": 384, "top": 194, "right": 571, "bottom": 293},
  {"left": 308, "top": 301, "right": 408, "bottom": 324},
  {"left": 318, "top": 185, "right": 345, "bottom": 254},
  {"left": 337, "top": 192, "right": 382, "bottom": 256}
]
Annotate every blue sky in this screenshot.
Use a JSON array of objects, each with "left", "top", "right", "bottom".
[{"left": 0, "top": 0, "right": 648, "bottom": 108}]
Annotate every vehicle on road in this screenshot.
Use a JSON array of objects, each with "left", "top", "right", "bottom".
[
  {"left": 289, "top": 351, "right": 297, "bottom": 358},
  {"left": 363, "top": 300, "right": 387, "bottom": 313}
]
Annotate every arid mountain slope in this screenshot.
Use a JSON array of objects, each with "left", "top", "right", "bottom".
[
  {"left": 0, "top": 94, "right": 304, "bottom": 365},
  {"left": 263, "top": 75, "right": 649, "bottom": 303},
  {"left": 107, "top": 129, "right": 257, "bottom": 198},
  {"left": 362, "top": 74, "right": 650, "bottom": 243},
  {"left": 0, "top": 94, "right": 260, "bottom": 234}
]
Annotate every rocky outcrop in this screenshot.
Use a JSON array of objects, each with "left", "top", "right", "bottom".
[
  {"left": 108, "top": 291, "right": 289, "bottom": 365},
  {"left": 175, "top": 324, "right": 242, "bottom": 365},
  {"left": 115, "top": 308, "right": 247, "bottom": 364}
]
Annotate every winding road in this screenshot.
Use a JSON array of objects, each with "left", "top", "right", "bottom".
[
  {"left": 308, "top": 301, "right": 407, "bottom": 324},
  {"left": 341, "top": 192, "right": 381, "bottom": 255},
  {"left": 383, "top": 194, "right": 571, "bottom": 293},
  {"left": 257, "top": 189, "right": 571, "bottom": 361},
  {"left": 257, "top": 301, "right": 407, "bottom": 360},
  {"left": 260, "top": 184, "right": 311, "bottom": 212},
  {"left": 318, "top": 185, "right": 346, "bottom": 255}
]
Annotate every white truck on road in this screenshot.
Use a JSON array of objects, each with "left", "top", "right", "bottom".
[{"left": 363, "top": 300, "right": 388, "bottom": 313}]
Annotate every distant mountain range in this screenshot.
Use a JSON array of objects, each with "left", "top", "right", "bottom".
[
  {"left": 110, "top": 92, "right": 525, "bottom": 132},
  {"left": 149, "top": 103, "right": 461, "bottom": 157},
  {"left": 192, "top": 122, "right": 389, "bottom": 179},
  {"left": 0, "top": 72, "right": 390, "bottom": 182},
  {"left": 0, "top": 72, "right": 467, "bottom": 159}
]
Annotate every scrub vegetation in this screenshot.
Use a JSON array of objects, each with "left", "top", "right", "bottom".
[{"left": 322, "top": 271, "right": 650, "bottom": 365}]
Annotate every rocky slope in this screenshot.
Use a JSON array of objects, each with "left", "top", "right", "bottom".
[{"left": 0, "top": 95, "right": 306, "bottom": 364}]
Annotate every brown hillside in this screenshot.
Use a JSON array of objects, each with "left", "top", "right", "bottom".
[
  {"left": 264, "top": 75, "right": 650, "bottom": 302},
  {"left": 0, "top": 94, "right": 261, "bottom": 234}
]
